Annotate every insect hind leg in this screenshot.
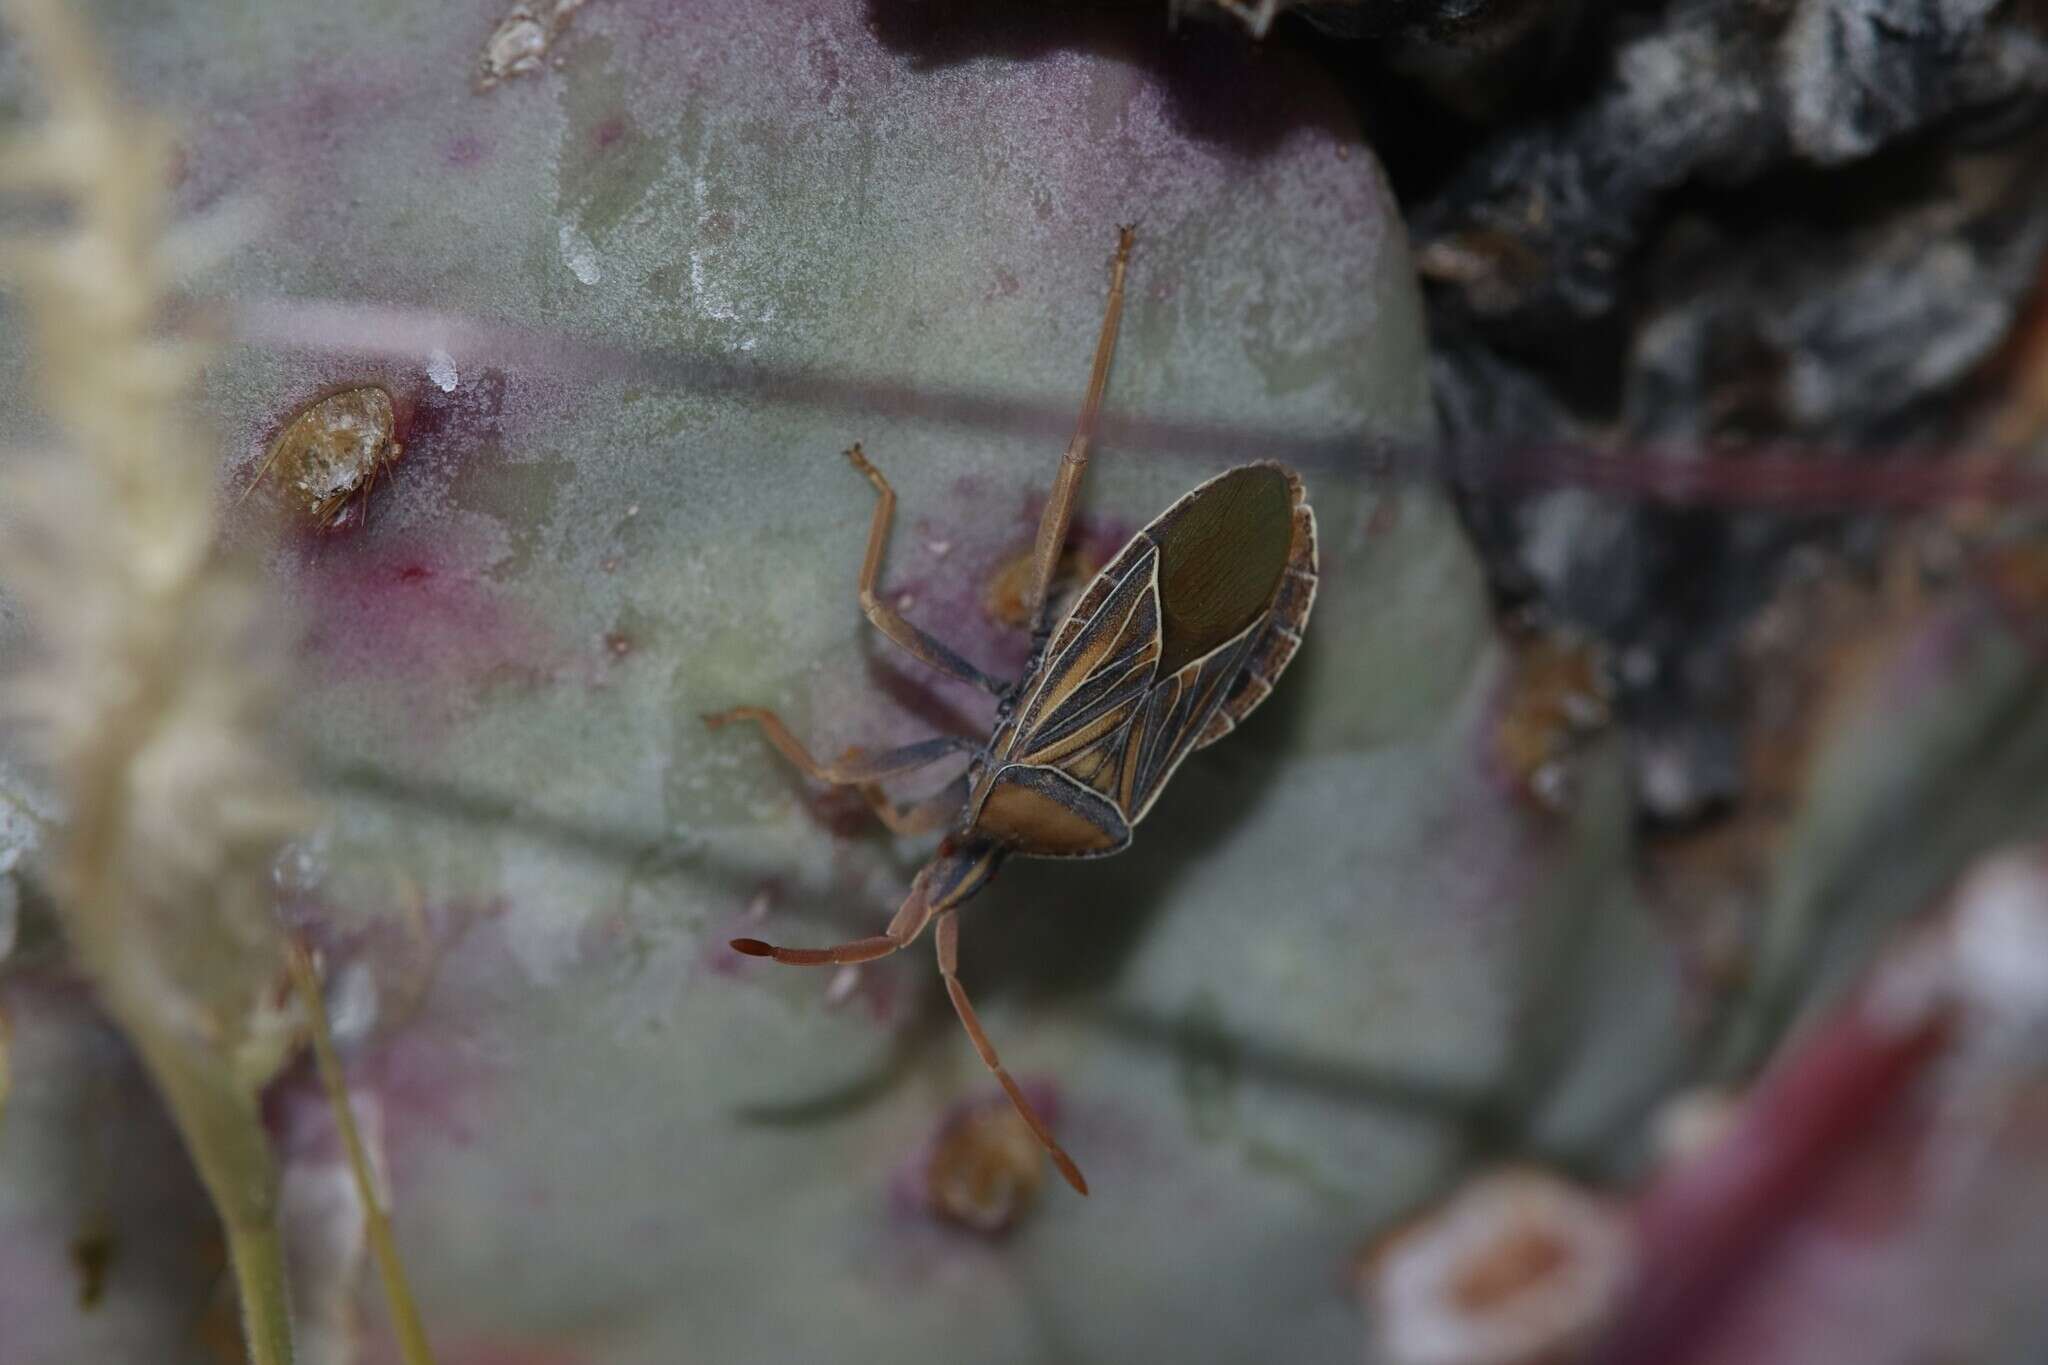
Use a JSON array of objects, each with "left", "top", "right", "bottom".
[{"left": 936, "top": 911, "right": 1089, "bottom": 1195}]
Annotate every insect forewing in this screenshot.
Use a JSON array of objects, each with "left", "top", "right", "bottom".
[{"left": 970, "top": 463, "right": 1316, "bottom": 855}]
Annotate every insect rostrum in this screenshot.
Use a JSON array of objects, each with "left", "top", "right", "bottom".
[{"left": 704, "top": 228, "right": 1319, "bottom": 1195}]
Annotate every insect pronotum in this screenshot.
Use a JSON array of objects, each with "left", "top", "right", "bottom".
[{"left": 704, "top": 228, "right": 1320, "bottom": 1194}]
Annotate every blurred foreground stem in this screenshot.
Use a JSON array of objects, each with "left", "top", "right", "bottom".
[
  {"left": 2, "top": 0, "right": 306, "bottom": 1360},
  {"left": 288, "top": 941, "right": 438, "bottom": 1365}
]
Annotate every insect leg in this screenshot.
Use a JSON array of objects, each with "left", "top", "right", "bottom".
[
  {"left": 731, "top": 863, "right": 939, "bottom": 966},
  {"left": 1022, "top": 226, "right": 1133, "bottom": 635},
  {"left": 859, "top": 774, "right": 970, "bottom": 836},
  {"left": 935, "top": 911, "right": 1088, "bottom": 1195},
  {"left": 703, "top": 706, "right": 974, "bottom": 785},
  {"left": 233, "top": 436, "right": 293, "bottom": 509},
  {"left": 314, "top": 488, "right": 350, "bottom": 530},
  {"left": 841, "top": 443, "right": 1005, "bottom": 694},
  {"left": 358, "top": 457, "right": 381, "bottom": 532}
]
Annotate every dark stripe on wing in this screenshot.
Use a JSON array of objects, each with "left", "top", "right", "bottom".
[{"left": 1007, "top": 545, "right": 1161, "bottom": 762}]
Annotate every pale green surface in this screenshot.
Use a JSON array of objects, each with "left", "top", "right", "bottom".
[{"left": 0, "top": 4, "right": 1685, "bottom": 1363}]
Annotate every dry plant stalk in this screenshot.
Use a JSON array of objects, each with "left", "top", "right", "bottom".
[
  {"left": 285, "top": 941, "right": 438, "bottom": 1365},
  {"left": 0, "top": 1, "right": 303, "bottom": 1359}
]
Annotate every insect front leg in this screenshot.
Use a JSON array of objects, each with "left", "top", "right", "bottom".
[
  {"left": 703, "top": 706, "right": 974, "bottom": 787},
  {"left": 843, "top": 443, "right": 1005, "bottom": 694},
  {"left": 357, "top": 457, "right": 382, "bottom": 531},
  {"left": 233, "top": 438, "right": 292, "bottom": 509},
  {"left": 1022, "top": 225, "right": 1134, "bottom": 635},
  {"left": 935, "top": 911, "right": 1088, "bottom": 1195},
  {"left": 859, "top": 774, "right": 970, "bottom": 836}
]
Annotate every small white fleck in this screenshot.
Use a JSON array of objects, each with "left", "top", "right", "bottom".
[
  {"left": 479, "top": 15, "right": 547, "bottom": 88},
  {"left": 426, "top": 348, "right": 459, "bottom": 393},
  {"left": 324, "top": 959, "right": 381, "bottom": 1049},
  {"left": 896, "top": 591, "right": 917, "bottom": 612},
  {"left": 927, "top": 539, "right": 952, "bottom": 557},
  {"left": 476, "top": 0, "right": 587, "bottom": 91},
  {"left": 744, "top": 889, "right": 772, "bottom": 922},
  {"left": 271, "top": 832, "right": 329, "bottom": 895},
  {"left": 824, "top": 964, "right": 861, "bottom": 1007},
  {"left": 1951, "top": 853, "right": 2048, "bottom": 1025},
  {"left": 1650, "top": 1087, "right": 1739, "bottom": 1168},
  {"left": 559, "top": 223, "right": 602, "bottom": 285},
  {"left": 1530, "top": 760, "right": 1575, "bottom": 810},
  {"left": 0, "top": 846, "right": 19, "bottom": 963},
  {"left": 625, "top": 503, "right": 640, "bottom": 518}
]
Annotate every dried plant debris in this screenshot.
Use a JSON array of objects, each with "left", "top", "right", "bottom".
[
  {"left": 0, "top": 0, "right": 306, "bottom": 1358},
  {"left": 1396, "top": 9, "right": 2048, "bottom": 814},
  {"left": 1493, "top": 628, "right": 1613, "bottom": 813},
  {"left": 924, "top": 1095, "right": 1047, "bottom": 1234},
  {"left": 1434, "top": 134, "right": 2048, "bottom": 821},
  {"left": 1623, "top": 155, "right": 2048, "bottom": 444},
  {"left": 1360, "top": 1167, "right": 1632, "bottom": 1365},
  {"left": 1170, "top": 0, "right": 2048, "bottom": 796},
  {"left": 1412, "top": 0, "right": 2048, "bottom": 336},
  {"left": 475, "top": 0, "right": 587, "bottom": 91},
  {"left": 244, "top": 385, "right": 405, "bottom": 531}
]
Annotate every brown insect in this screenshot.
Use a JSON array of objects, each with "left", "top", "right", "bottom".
[
  {"left": 239, "top": 385, "right": 404, "bottom": 529},
  {"left": 703, "top": 228, "right": 1319, "bottom": 1194}
]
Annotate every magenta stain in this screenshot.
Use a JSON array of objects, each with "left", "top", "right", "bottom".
[
  {"left": 1599, "top": 993, "right": 1950, "bottom": 1365},
  {"left": 445, "top": 133, "right": 487, "bottom": 167},
  {"left": 298, "top": 533, "right": 520, "bottom": 671},
  {"left": 807, "top": 32, "right": 844, "bottom": 107}
]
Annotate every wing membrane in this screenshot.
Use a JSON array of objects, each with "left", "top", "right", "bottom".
[
  {"left": 1195, "top": 492, "right": 1317, "bottom": 749},
  {"left": 976, "top": 463, "right": 1316, "bottom": 848},
  {"left": 1123, "top": 618, "right": 1264, "bottom": 821}
]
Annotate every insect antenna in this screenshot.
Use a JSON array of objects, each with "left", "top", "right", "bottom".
[
  {"left": 1022, "top": 224, "right": 1134, "bottom": 634},
  {"left": 729, "top": 934, "right": 905, "bottom": 966},
  {"left": 729, "top": 867, "right": 939, "bottom": 966}
]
